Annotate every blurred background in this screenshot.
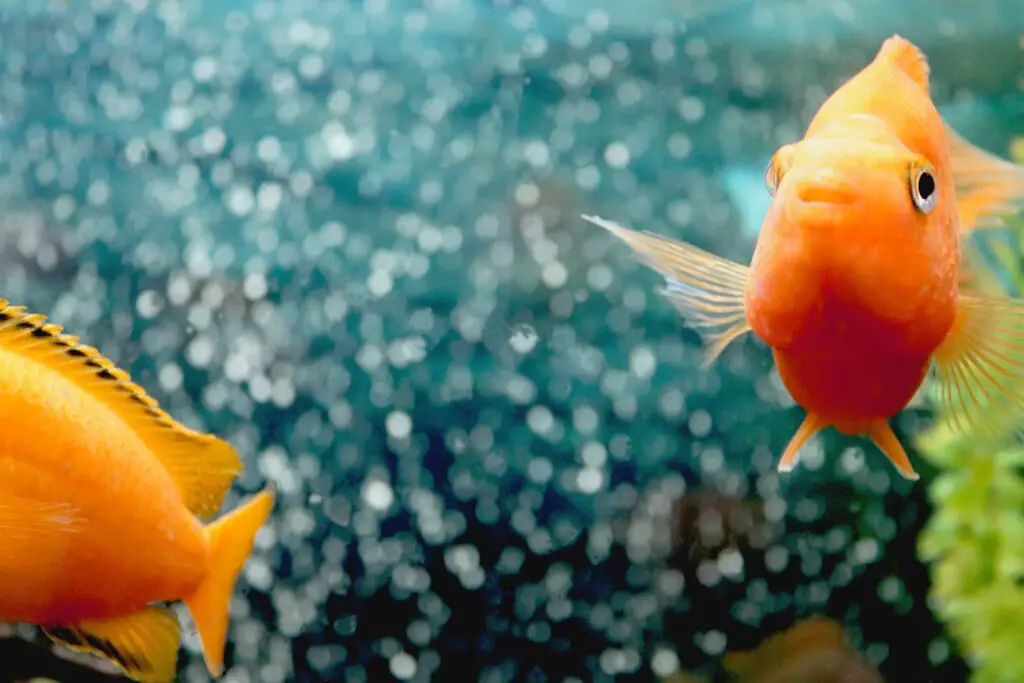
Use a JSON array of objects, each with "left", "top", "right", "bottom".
[{"left": 1, "top": 0, "right": 1024, "bottom": 681}]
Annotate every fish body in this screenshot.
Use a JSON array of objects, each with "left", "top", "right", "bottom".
[
  {"left": 0, "top": 301, "right": 274, "bottom": 682},
  {"left": 748, "top": 41, "right": 956, "bottom": 436},
  {"left": 586, "top": 35, "right": 1024, "bottom": 480}
]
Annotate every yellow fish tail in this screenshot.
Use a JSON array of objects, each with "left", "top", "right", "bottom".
[{"left": 185, "top": 488, "right": 275, "bottom": 678}]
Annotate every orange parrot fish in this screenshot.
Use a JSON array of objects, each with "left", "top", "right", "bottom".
[
  {"left": 0, "top": 299, "right": 275, "bottom": 681},
  {"left": 584, "top": 34, "right": 1024, "bottom": 481}
]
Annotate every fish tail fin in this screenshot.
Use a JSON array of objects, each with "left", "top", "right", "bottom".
[
  {"left": 866, "top": 420, "right": 920, "bottom": 481},
  {"left": 582, "top": 214, "right": 753, "bottom": 367},
  {"left": 777, "top": 412, "right": 828, "bottom": 473},
  {"left": 946, "top": 124, "right": 1024, "bottom": 233},
  {"left": 185, "top": 489, "right": 274, "bottom": 678}
]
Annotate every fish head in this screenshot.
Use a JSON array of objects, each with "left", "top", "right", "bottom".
[
  {"left": 765, "top": 124, "right": 952, "bottom": 246},
  {"left": 748, "top": 41, "right": 960, "bottom": 352}
]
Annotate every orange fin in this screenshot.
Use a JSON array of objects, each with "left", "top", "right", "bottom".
[
  {"left": 0, "top": 301, "right": 242, "bottom": 519},
  {"left": 185, "top": 489, "right": 274, "bottom": 678},
  {"left": 43, "top": 605, "right": 181, "bottom": 683},
  {"left": 0, "top": 496, "right": 82, "bottom": 596},
  {"left": 875, "top": 34, "right": 930, "bottom": 90},
  {"left": 946, "top": 124, "right": 1024, "bottom": 232},
  {"left": 582, "top": 214, "right": 752, "bottom": 366},
  {"left": 932, "top": 294, "right": 1024, "bottom": 435},
  {"left": 777, "top": 413, "right": 828, "bottom": 473},
  {"left": 866, "top": 420, "right": 920, "bottom": 481}
]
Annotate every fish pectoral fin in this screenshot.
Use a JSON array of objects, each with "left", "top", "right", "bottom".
[
  {"left": 582, "top": 214, "right": 752, "bottom": 366},
  {"left": 946, "top": 123, "right": 1024, "bottom": 233},
  {"left": 0, "top": 496, "right": 82, "bottom": 596},
  {"left": 43, "top": 605, "right": 181, "bottom": 683},
  {"left": 0, "top": 300, "right": 243, "bottom": 520},
  {"left": 866, "top": 420, "right": 920, "bottom": 481},
  {"left": 777, "top": 413, "right": 828, "bottom": 473},
  {"left": 957, "top": 239, "right": 1009, "bottom": 296},
  {"left": 933, "top": 295, "right": 1024, "bottom": 435}
]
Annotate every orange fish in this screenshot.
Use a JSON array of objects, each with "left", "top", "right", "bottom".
[
  {"left": 0, "top": 299, "right": 274, "bottom": 681},
  {"left": 585, "top": 35, "right": 1024, "bottom": 481},
  {"left": 721, "top": 616, "right": 882, "bottom": 683}
]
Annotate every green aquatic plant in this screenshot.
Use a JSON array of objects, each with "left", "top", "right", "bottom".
[
  {"left": 917, "top": 205, "right": 1024, "bottom": 683},
  {"left": 917, "top": 422, "right": 1024, "bottom": 683}
]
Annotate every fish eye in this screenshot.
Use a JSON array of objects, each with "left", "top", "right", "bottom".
[
  {"left": 910, "top": 164, "right": 938, "bottom": 213},
  {"left": 764, "top": 159, "right": 778, "bottom": 198}
]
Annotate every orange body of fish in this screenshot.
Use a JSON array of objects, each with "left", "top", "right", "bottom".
[
  {"left": 0, "top": 301, "right": 274, "bottom": 682},
  {"left": 585, "top": 35, "right": 1024, "bottom": 481}
]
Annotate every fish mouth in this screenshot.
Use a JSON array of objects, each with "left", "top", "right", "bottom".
[
  {"left": 794, "top": 184, "right": 859, "bottom": 206},
  {"left": 783, "top": 193, "right": 860, "bottom": 226}
]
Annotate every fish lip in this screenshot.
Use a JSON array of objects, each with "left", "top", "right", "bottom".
[
  {"left": 781, "top": 196, "right": 861, "bottom": 226},
  {"left": 797, "top": 198, "right": 861, "bottom": 211},
  {"left": 794, "top": 187, "right": 860, "bottom": 206}
]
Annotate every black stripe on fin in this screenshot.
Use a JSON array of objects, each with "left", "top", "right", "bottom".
[{"left": 0, "top": 299, "right": 243, "bottom": 519}]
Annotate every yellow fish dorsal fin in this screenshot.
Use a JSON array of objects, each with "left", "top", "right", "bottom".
[
  {"left": 44, "top": 606, "right": 181, "bottom": 683},
  {"left": 876, "top": 34, "right": 930, "bottom": 91},
  {"left": 0, "top": 300, "right": 242, "bottom": 520}
]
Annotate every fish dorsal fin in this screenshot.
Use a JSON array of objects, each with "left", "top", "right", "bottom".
[
  {"left": 945, "top": 122, "right": 1024, "bottom": 232},
  {"left": 0, "top": 300, "right": 242, "bottom": 520},
  {"left": 876, "top": 34, "right": 930, "bottom": 91}
]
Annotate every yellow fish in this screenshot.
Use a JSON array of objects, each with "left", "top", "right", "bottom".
[{"left": 0, "top": 299, "right": 274, "bottom": 682}]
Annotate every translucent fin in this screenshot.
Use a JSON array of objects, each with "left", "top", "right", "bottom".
[
  {"left": 875, "top": 34, "right": 930, "bottom": 90},
  {"left": 957, "top": 238, "right": 1007, "bottom": 296},
  {"left": 0, "top": 496, "right": 82, "bottom": 595},
  {"left": 0, "top": 301, "right": 243, "bottom": 519},
  {"left": 866, "top": 420, "right": 920, "bottom": 481},
  {"left": 44, "top": 606, "right": 181, "bottom": 683},
  {"left": 932, "top": 295, "right": 1024, "bottom": 436},
  {"left": 185, "top": 489, "right": 274, "bottom": 678},
  {"left": 582, "top": 214, "right": 752, "bottom": 366},
  {"left": 777, "top": 413, "right": 828, "bottom": 473},
  {"left": 947, "top": 124, "right": 1024, "bottom": 232}
]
